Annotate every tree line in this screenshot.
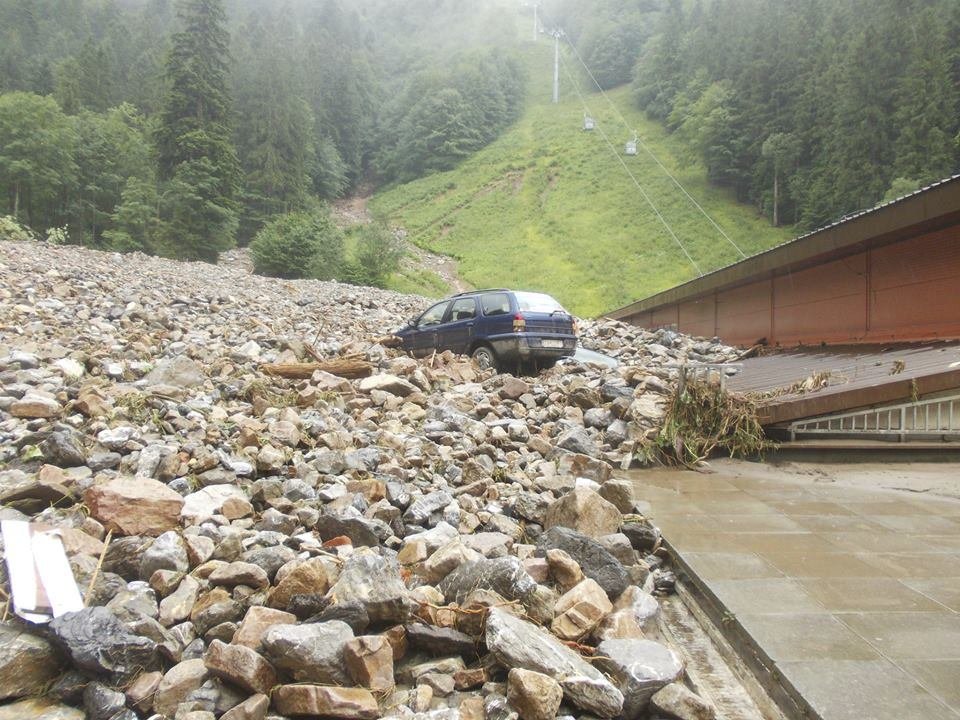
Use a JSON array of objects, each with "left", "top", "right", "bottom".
[
  {"left": 546, "top": 0, "right": 960, "bottom": 229},
  {"left": 0, "top": 0, "right": 526, "bottom": 274}
]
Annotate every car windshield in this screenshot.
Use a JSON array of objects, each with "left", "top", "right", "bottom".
[{"left": 514, "top": 292, "right": 566, "bottom": 314}]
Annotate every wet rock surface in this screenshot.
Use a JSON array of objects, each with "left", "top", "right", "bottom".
[{"left": 0, "top": 240, "right": 733, "bottom": 718}]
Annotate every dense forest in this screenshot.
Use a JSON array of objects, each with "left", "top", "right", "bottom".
[
  {"left": 2, "top": 0, "right": 958, "bottom": 273},
  {"left": 546, "top": 0, "right": 960, "bottom": 229},
  {"left": 0, "top": 0, "right": 525, "bottom": 265}
]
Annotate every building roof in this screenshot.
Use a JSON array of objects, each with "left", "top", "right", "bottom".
[{"left": 607, "top": 174, "right": 960, "bottom": 320}]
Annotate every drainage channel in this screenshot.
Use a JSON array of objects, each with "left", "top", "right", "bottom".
[{"left": 662, "top": 583, "right": 787, "bottom": 720}]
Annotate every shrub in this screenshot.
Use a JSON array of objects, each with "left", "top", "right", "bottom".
[
  {"left": 0, "top": 215, "right": 36, "bottom": 243},
  {"left": 344, "top": 223, "right": 405, "bottom": 288},
  {"left": 250, "top": 209, "right": 344, "bottom": 280}
]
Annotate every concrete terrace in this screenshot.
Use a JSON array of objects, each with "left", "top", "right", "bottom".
[{"left": 630, "top": 463, "right": 960, "bottom": 720}]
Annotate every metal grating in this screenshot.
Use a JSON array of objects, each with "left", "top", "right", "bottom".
[{"left": 787, "top": 393, "right": 960, "bottom": 441}]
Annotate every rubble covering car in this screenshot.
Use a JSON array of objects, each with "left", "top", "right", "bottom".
[{"left": 394, "top": 289, "right": 578, "bottom": 371}]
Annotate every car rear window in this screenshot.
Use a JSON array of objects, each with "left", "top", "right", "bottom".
[
  {"left": 481, "top": 293, "right": 511, "bottom": 316},
  {"left": 514, "top": 292, "right": 566, "bottom": 314}
]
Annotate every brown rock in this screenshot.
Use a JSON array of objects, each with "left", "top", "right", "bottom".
[
  {"left": 83, "top": 477, "right": 184, "bottom": 537},
  {"left": 546, "top": 548, "right": 583, "bottom": 591},
  {"left": 209, "top": 561, "right": 269, "bottom": 589},
  {"left": 267, "top": 557, "right": 328, "bottom": 610},
  {"left": 10, "top": 394, "right": 61, "bottom": 418},
  {"left": 231, "top": 606, "right": 296, "bottom": 650},
  {"left": 272, "top": 685, "right": 379, "bottom": 719},
  {"left": 0, "top": 624, "right": 64, "bottom": 701},
  {"left": 344, "top": 635, "right": 395, "bottom": 692},
  {"left": 544, "top": 487, "right": 621, "bottom": 538},
  {"left": 650, "top": 683, "right": 716, "bottom": 720},
  {"left": 551, "top": 578, "right": 613, "bottom": 640},
  {"left": 153, "top": 659, "right": 209, "bottom": 718},
  {"left": 459, "top": 695, "right": 485, "bottom": 720},
  {"left": 125, "top": 670, "right": 162, "bottom": 714},
  {"left": 204, "top": 640, "right": 276, "bottom": 695},
  {"left": 507, "top": 668, "right": 564, "bottom": 720},
  {"left": 160, "top": 575, "right": 200, "bottom": 626},
  {"left": 453, "top": 666, "right": 489, "bottom": 691},
  {"left": 221, "top": 693, "right": 269, "bottom": 720},
  {"left": 500, "top": 377, "right": 531, "bottom": 400},
  {"left": 381, "top": 625, "right": 408, "bottom": 661}
]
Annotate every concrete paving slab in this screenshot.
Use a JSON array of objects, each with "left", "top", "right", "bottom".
[
  {"left": 900, "top": 660, "right": 960, "bottom": 708},
  {"left": 901, "top": 578, "right": 960, "bottom": 611},
  {"left": 631, "top": 463, "right": 960, "bottom": 720},
  {"left": 737, "top": 613, "right": 880, "bottom": 662},
  {"left": 778, "top": 659, "right": 960, "bottom": 720},
  {"left": 839, "top": 612, "right": 960, "bottom": 660},
  {"left": 797, "top": 577, "right": 949, "bottom": 612}
]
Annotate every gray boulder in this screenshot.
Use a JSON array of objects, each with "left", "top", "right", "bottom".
[
  {"left": 485, "top": 608, "right": 623, "bottom": 718},
  {"left": 261, "top": 621, "right": 354, "bottom": 684},
  {"left": 594, "top": 639, "right": 684, "bottom": 719}
]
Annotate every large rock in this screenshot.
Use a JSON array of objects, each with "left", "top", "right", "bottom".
[
  {"left": 536, "top": 526, "right": 629, "bottom": 599},
  {"left": 272, "top": 685, "right": 380, "bottom": 719},
  {"left": 204, "top": 640, "right": 277, "bottom": 695},
  {"left": 0, "top": 699, "right": 84, "bottom": 720},
  {"left": 153, "top": 659, "right": 209, "bottom": 717},
  {"left": 267, "top": 557, "right": 329, "bottom": 610},
  {"left": 438, "top": 557, "right": 554, "bottom": 623},
  {"left": 506, "top": 668, "right": 563, "bottom": 720},
  {"left": 358, "top": 374, "right": 418, "bottom": 397},
  {"left": 551, "top": 578, "right": 613, "bottom": 640},
  {"left": 0, "top": 623, "right": 64, "bottom": 700},
  {"left": 544, "top": 488, "right": 621, "bottom": 539},
  {"left": 594, "top": 639, "right": 684, "bottom": 719},
  {"left": 231, "top": 606, "right": 296, "bottom": 650},
  {"left": 650, "top": 682, "right": 717, "bottom": 720},
  {"left": 83, "top": 477, "right": 184, "bottom": 536},
  {"left": 485, "top": 608, "right": 623, "bottom": 718},
  {"left": 261, "top": 621, "right": 354, "bottom": 685},
  {"left": 344, "top": 635, "right": 395, "bottom": 692},
  {"left": 596, "top": 586, "right": 661, "bottom": 641},
  {"left": 48, "top": 607, "right": 157, "bottom": 680},
  {"left": 144, "top": 355, "right": 206, "bottom": 388},
  {"left": 181, "top": 485, "right": 251, "bottom": 524},
  {"left": 140, "top": 530, "right": 189, "bottom": 579},
  {"left": 326, "top": 550, "right": 412, "bottom": 624}
]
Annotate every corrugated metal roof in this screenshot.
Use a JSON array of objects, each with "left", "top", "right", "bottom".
[{"left": 726, "top": 342, "right": 960, "bottom": 424}]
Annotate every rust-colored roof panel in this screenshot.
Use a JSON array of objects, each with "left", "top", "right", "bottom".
[{"left": 727, "top": 343, "right": 960, "bottom": 424}]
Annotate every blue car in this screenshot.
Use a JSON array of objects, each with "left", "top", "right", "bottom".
[{"left": 395, "top": 289, "right": 578, "bottom": 371}]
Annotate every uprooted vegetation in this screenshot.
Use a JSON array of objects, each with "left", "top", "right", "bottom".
[{"left": 641, "top": 379, "right": 772, "bottom": 468}]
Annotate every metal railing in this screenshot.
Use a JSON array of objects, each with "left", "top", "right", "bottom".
[{"left": 787, "top": 393, "right": 960, "bottom": 441}]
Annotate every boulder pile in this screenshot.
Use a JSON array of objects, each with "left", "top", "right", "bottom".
[{"left": 0, "top": 240, "right": 724, "bottom": 720}]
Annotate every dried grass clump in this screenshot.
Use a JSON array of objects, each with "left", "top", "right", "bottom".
[{"left": 643, "top": 378, "right": 772, "bottom": 467}]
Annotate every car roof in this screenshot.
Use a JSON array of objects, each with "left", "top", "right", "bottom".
[{"left": 450, "top": 288, "right": 511, "bottom": 298}]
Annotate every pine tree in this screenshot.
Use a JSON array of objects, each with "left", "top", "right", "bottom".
[{"left": 155, "top": 0, "right": 239, "bottom": 261}]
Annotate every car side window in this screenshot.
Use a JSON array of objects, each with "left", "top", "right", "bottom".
[
  {"left": 418, "top": 301, "right": 448, "bottom": 327},
  {"left": 449, "top": 298, "right": 477, "bottom": 322},
  {"left": 481, "top": 293, "right": 511, "bottom": 316}
]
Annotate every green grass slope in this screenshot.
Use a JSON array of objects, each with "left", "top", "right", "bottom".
[{"left": 373, "top": 39, "right": 793, "bottom": 317}]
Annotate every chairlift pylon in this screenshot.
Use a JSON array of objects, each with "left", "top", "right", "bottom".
[
  {"left": 625, "top": 133, "right": 637, "bottom": 156},
  {"left": 583, "top": 113, "right": 595, "bottom": 131}
]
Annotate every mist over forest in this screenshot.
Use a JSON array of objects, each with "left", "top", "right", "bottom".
[{"left": 1, "top": 0, "right": 957, "bottom": 277}]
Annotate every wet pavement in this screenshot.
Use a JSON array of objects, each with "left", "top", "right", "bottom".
[{"left": 630, "top": 463, "right": 960, "bottom": 720}]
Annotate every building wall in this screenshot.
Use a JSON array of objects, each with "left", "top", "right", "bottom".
[{"left": 634, "top": 223, "right": 960, "bottom": 347}]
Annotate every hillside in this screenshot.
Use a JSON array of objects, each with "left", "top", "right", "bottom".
[{"left": 373, "top": 38, "right": 793, "bottom": 317}]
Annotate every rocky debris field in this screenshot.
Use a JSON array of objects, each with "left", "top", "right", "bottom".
[{"left": 0, "top": 240, "right": 739, "bottom": 720}]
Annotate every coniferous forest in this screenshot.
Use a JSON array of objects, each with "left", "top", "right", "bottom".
[
  {"left": 1, "top": 0, "right": 958, "bottom": 273},
  {"left": 546, "top": 0, "right": 960, "bottom": 229}
]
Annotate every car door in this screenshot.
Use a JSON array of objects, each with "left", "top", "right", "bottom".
[
  {"left": 409, "top": 300, "right": 449, "bottom": 357},
  {"left": 438, "top": 297, "right": 478, "bottom": 355}
]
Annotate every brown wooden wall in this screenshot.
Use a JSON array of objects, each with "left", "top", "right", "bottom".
[{"left": 629, "top": 224, "right": 960, "bottom": 347}]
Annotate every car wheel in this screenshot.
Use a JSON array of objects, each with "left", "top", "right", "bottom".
[{"left": 471, "top": 345, "right": 498, "bottom": 371}]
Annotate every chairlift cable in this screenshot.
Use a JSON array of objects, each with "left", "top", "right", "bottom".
[
  {"left": 558, "top": 50, "right": 703, "bottom": 277},
  {"left": 555, "top": 21, "right": 748, "bottom": 260}
]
